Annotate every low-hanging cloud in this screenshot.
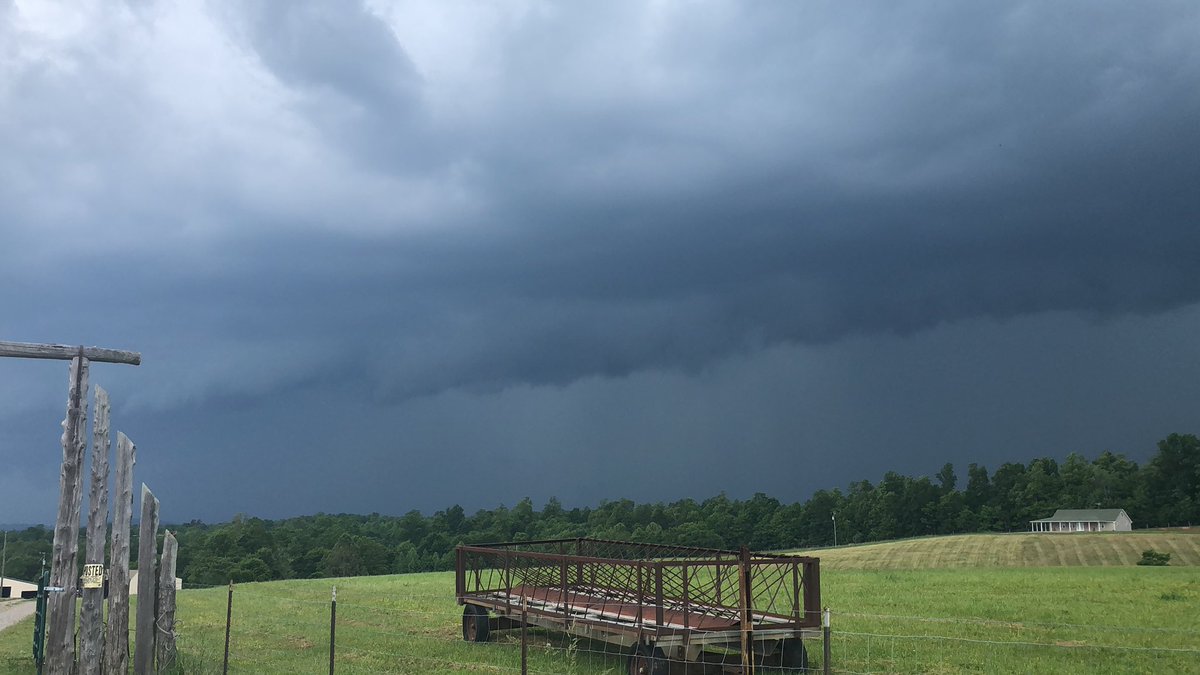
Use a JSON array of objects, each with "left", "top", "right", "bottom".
[
  {"left": 1, "top": 2, "right": 1199, "bottom": 523},
  {"left": 4, "top": 0, "right": 1200, "bottom": 406}
]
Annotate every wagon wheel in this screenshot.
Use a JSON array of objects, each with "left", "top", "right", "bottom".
[
  {"left": 462, "top": 604, "right": 490, "bottom": 643},
  {"left": 780, "top": 638, "right": 809, "bottom": 672},
  {"left": 626, "top": 644, "right": 665, "bottom": 675}
]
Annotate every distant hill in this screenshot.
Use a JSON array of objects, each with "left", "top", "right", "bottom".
[{"left": 797, "top": 531, "right": 1200, "bottom": 569}]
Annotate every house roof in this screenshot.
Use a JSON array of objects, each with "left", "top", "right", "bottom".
[{"left": 1030, "top": 509, "right": 1130, "bottom": 523}]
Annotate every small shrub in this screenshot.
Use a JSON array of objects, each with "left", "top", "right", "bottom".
[{"left": 1136, "top": 549, "right": 1171, "bottom": 566}]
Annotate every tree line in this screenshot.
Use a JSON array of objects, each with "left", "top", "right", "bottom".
[{"left": 1, "top": 433, "right": 1196, "bottom": 587}]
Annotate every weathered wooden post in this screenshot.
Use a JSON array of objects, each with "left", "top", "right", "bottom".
[
  {"left": 157, "top": 531, "right": 179, "bottom": 671},
  {"left": 47, "top": 353, "right": 89, "bottom": 675},
  {"left": 0, "top": 340, "right": 139, "bottom": 674},
  {"left": 739, "top": 545, "right": 754, "bottom": 675},
  {"left": 0, "top": 341, "right": 142, "bottom": 366},
  {"left": 106, "top": 432, "right": 137, "bottom": 674},
  {"left": 80, "top": 386, "right": 110, "bottom": 675},
  {"left": 134, "top": 484, "right": 160, "bottom": 675}
]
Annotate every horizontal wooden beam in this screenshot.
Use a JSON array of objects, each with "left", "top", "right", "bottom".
[{"left": 0, "top": 340, "right": 141, "bottom": 366}]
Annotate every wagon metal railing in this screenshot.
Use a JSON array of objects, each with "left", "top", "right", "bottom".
[{"left": 456, "top": 538, "right": 820, "bottom": 653}]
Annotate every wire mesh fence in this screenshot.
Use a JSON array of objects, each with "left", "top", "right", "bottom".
[{"left": 162, "top": 582, "right": 1200, "bottom": 674}]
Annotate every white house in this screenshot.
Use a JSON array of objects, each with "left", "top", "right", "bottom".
[
  {"left": 0, "top": 577, "right": 39, "bottom": 599},
  {"left": 1030, "top": 508, "right": 1133, "bottom": 533},
  {"left": 128, "top": 571, "right": 183, "bottom": 594}
]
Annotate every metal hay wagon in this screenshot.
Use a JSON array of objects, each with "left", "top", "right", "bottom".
[{"left": 455, "top": 538, "right": 821, "bottom": 673}]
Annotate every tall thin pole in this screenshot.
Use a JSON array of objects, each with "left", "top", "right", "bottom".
[
  {"left": 156, "top": 531, "right": 179, "bottom": 670},
  {"left": 520, "top": 596, "right": 528, "bottom": 675},
  {"left": 1, "top": 530, "right": 7, "bottom": 599},
  {"left": 223, "top": 581, "right": 233, "bottom": 675},
  {"left": 47, "top": 353, "right": 89, "bottom": 674},
  {"left": 105, "top": 432, "right": 136, "bottom": 675},
  {"left": 822, "top": 607, "right": 832, "bottom": 675},
  {"left": 133, "top": 484, "right": 160, "bottom": 675},
  {"left": 35, "top": 556, "right": 47, "bottom": 675},
  {"left": 329, "top": 586, "right": 337, "bottom": 675},
  {"left": 81, "top": 386, "right": 110, "bottom": 675},
  {"left": 832, "top": 512, "right": 837, "bottom": 547},
  {"left": 739, "top": 545, "right": 753, "bottom": 675}
]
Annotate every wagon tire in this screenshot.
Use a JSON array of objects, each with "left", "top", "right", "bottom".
[
  {"left": 626, "top": 644, "right": 666, "bottom": 675},
  {"left": 781, "top": 638, "right": 809, "bottom": 671},
  {"left": 462, "top": 604, "right": 490, "bottom": 643}
]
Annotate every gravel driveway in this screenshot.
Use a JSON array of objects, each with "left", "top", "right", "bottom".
[{"left": 0, "top": 600, "right": 36, "bottom": 632}]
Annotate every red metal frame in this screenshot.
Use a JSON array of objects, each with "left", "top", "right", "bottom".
[{"left": 455, "top": 538, "right": 821, "bottom": 658}]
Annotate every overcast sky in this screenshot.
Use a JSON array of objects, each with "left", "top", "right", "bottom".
[{"left": 2, "top": 0, "right": 1198, "bottom": 525}]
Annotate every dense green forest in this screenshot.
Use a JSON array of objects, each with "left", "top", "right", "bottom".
[{"left": 2, "top": 433, "right": 1197, "bottom": 587}]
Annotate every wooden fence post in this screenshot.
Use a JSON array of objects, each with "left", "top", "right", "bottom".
[
  {"left": 80, "top": 386, "right": 110, "bottom": 675},
  {"left": 134, "top": 484, "right": 160, "bottom": 675},
  {"left": 105, "top": 432, "right": 137, "bottom": 675},
  {"left": 157, "top": 531, "right": 179, "bottom": 671},
  {"left": 47, "top": 355, "right": 89, "bottom": 674},
  {"left": 0, "top": 340, "right": 139, "bottom": 674},
  {"left": 739, "top": 545, "right": 753, "bottom": 675}
]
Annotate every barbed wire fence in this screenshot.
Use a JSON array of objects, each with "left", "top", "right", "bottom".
[{"left": 160, "top": 583, "right": 1200, "bottom": 674}]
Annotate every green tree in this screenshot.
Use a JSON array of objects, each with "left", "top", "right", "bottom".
[
  {"left": 936, "top": 463, "right": 957, "bottom": 494},
  {"left": 1093, "top": 451, "right": 1141, "bottom": 509},
  {"left": 990, "top": 462, "right": 1029, "bottom": 531},
  {"left": 964, "top": 464, "right": 992, "bottom": 513},
  {"left": 1060, "top": 453, "right": 1098, "bottom": 508},
  {"left": 1021, "top": 458, "right": 1063, "bottom": 523},
  {"left": 1144, "top": 433, "right": 1200, "bottom": 526}
]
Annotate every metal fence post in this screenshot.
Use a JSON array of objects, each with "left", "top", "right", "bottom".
[
  {"left": 329, "top": 586, "right": 337, "bottom": 675},
  {"left": 521, "top": 596, "right": 528, "bottom": 675},
  {"left": 823, "top": 607, "right": 831, "bottom": 675},
  {"left": 33, "top": 563, "right": 48, "bottom": 675},
  {"left": 223, "top": 581, "right": 233, "bottom": 675}
]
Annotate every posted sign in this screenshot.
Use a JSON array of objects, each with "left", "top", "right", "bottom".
[{"left": 81, "top": 564, "right": 105, "bottom": 590}]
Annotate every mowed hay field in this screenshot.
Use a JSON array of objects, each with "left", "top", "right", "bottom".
[
  {"left": 0, "top": 532, "right": 1196, "bottom": 673},
  {"left": 799, "top": 531, "right": 1200, "bottom": 673},
  {"left": 800, "top": 530, "right": 1200, "bottom": 569}
]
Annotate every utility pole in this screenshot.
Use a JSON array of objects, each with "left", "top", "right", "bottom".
[
  {"left": 832, "top": 512, "right": 837, "bottom": 547},
  {"left": 1, "top": 530, "right": 7, "bottom": 599}
]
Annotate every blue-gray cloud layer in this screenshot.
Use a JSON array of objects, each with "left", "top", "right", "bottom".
[{"left": 1, "top": 1, "right": 1198, "bottom": 522}]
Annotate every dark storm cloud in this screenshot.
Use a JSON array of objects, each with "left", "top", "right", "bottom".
[
  {"left": 339, "top": 1, "right": 1200, "bottom": 396},
  {"left": 3, "top": 1, "right": 1199, "bottom": 521}
]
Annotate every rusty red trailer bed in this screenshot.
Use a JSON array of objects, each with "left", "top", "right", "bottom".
[
  {"left": 501, "top": 583, "right": 742, "bottom": 630},
  {"left": 455, "top": 538, "right": 820, "bottom": 672}
]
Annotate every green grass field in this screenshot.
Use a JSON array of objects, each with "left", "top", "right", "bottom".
[{"left": 0, "top": 532, "right": 1196, "bottom": 673}]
